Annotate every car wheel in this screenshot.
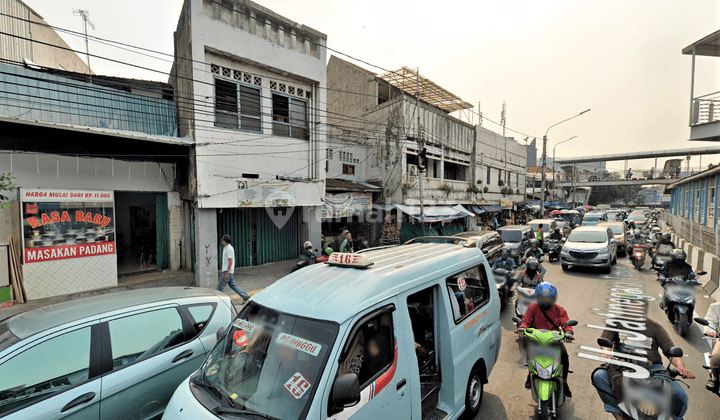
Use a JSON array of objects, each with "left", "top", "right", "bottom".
[
  {"left": 603, "top": 265, "right": 612, "bottom": 274},
  {"left": 561, "top": 264, "right": 568, "bottom": 271},
  {"left": 611, "top": 255, "right": 617, "bottom": 265}
]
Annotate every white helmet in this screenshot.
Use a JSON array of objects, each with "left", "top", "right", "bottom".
[
  {"left": 304, "top": 241, "right": 312, "bottom": 249},
  {"left": 652, "top": 227, "right": 661, "bottom": 232}
]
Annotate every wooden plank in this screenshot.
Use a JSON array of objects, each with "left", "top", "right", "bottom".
[{"left": 7, "top": 237, "right": 26, "bottom": 304}]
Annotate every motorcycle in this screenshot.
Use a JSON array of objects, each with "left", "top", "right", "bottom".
[
  {"left": 652, "top": 243, "right": 674, "bottom": 271},
  {"left": 492, "top": 267, "right": 517, "bottom": 308},
  {"left": 693, "top": 317, "right": 720, "bottom": 394},
  {"left": 631, "top": 244, "right": 647, "bottom": 270},
  {"left": 512, "top": 317, "right": 578, "bottom": 420},
  {"left": 594, "top": 337, "right": 686, "bottom": 420},
  {"left": 515, "top": 283, "right": 537, "bottom": 319},
  {"left": 291, "top": 248, "right": 319, "bottom": 272},
  {"left": 659, "top": 272, "right": 706, "bottom": 337},
  {"left": 547, "top": 239, "right": 562, "bottom": 262}
]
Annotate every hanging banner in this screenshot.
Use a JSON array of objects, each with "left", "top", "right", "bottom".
[
  {"left": 321, "top": 193, "right": 373, "bottom": 218},
  {"left": 238, "top": 181, "right": 296, "bottom": 208},
  {"left": 20, "top": 189, "right": 115, "bottom": 264}
]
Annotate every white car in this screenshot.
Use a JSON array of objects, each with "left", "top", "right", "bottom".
[{"left": 560, "top": 226, "right": 618, "bottom": 273}]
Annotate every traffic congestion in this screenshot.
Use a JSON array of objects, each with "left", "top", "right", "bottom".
[{"left": 1, "top": 207, "right": 719, "bottom": 420}]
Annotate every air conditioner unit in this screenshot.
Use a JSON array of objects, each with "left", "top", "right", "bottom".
[{"left": 409, "top": 166, "right": 418, "bottom": 176}]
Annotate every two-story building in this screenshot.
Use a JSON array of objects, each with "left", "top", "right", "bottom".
[
  {"left": 171, "top": 0, "right": 327, "bottom": 286},
  {"left": 326, "top": 56, "right": 525, "bottom": 241}
]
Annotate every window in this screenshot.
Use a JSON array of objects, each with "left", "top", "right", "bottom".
[
  {"left": 709, "top": 186, "right": 716, "bottom": 225},
  {"left": 498, "top": 169, "right": 503, "bottom": 186},
  {"left": 327, "top": 149, "right": 333, "bottom": 160},
  {"left": 108, "top": 308, "right": 185, "bottom": 370},
  {"left": 272, "top": 93, "right": 309, "bottom": 140},
  {"left": 186, "top": 304, "right": 216, "bottom": 335},
  {"left": 446, "top": 266, "right": 490, "bottom": 323},
  {"left": 342, "top": 164, "right": 355, "bottom": 175},
  {"left": 486, "top": 167, "right": 491, "bottom": 184},
  {"left": 0, "top": 327, "right": 92, "bottom": 414},
  {"left": 444, "top": 162, "right": 467, "bottom": 181},
  {"left": 214, "top": 79, "right": 262, "bottom": 132},
  {"left": 337, "top": 310, "right": 394, "bottom": 389}
]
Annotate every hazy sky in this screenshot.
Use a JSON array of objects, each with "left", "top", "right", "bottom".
[{"left": 28, "top": 0, "right": 720, "bottom": 171}]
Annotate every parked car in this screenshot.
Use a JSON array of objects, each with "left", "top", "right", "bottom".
[
  {"left": 581, "top": 212, "right": 606, "bottom": 226},
  {"left": 496, "top": 225, "right": 534, "bottom": 264},
  {"left": 0, "top": 288, "right": 234, "bottom": 420},
  {"left": 560, "top": 226, "right": 618, "bottom": 273},
  {"left": 454, "top": 230, "right": 505, "bottom": 265},
  {"left": 599, "top": 221, "right": 628, "bottom": 256},
  {"left": 163, "top": 238, "right": 502, "bottom": 420}
]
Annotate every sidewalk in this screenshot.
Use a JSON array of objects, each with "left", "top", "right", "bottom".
[{"left": 0, "top": 259, "right": 295, "bottom": 319}]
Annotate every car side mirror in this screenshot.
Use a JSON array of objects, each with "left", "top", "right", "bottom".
[
  {"left": 565, "top": 320, "right": 578, "bottom": 327},
  {"left": 668, "top": 347, "right": 683, "bottom": 358},
  {"left": 332, "top": 374, "right": 360, "bottom": 410},
  {"left": 597, "top": 338, "right": 613, "bottom": 348},
  {"left": 694, "top": 317, "right": 710, "bottom": 326},
  {"left": 610, "top": 239, "right": 617, "bottom": 244},
  {"left": 697, "top": 271, "right": 707, "bottom": 276},
  {"left": 216, "top": 326, "right": 226, "bottom": 341}
]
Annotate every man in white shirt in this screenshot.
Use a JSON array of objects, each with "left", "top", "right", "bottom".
[
  {"left": 703, "top": 301, "right": 720, "bottom": 392},
  {"left": 217, "top": 235, "right": 250, "bottom": 303}
]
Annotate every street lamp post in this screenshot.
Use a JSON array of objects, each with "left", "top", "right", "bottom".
[
  {"left": 552, "top": 136, "right": 577, "bottom": 203},
  {"left": 540, "top": 109, "right": 590, "bottom": 216}
]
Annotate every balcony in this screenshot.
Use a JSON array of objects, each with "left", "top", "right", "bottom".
[
  {"left": 690, "top": 93, "right": 720, "bottom": 141},
  {"left": 0, "top": 63, "right": 177, "bottom": 137}
]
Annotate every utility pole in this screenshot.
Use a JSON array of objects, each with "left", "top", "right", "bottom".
[
  {"left": 73, "top": 9, "right": 95, "bottom": 79},
  {"left": 540, "top": 134, "right": 548, "bottom": 216},
  {"left": 416, "top": 68, "right": 425, "bottom": 236}
]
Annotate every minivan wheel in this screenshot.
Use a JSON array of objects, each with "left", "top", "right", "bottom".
[{"left": 462, "top": 365, "right": 484, "bottom": 418}]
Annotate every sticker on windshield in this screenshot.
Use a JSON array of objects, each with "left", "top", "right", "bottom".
[
  {"left": 277, "top": 333, "right": 322, "bottom": 357},
  {"left": 284, "top": 372, "right": 312, "bottom": 399},
  {"left": 458, "top": 277, "right": 467, "bottom": 291},
  {"left": 233, "top": 330, "right": 248, "bottom": 348},
  {"left": 232, "top": 319, "right": 257, "bottom": 333}
]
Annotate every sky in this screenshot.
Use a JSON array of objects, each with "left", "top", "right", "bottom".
[{"left": 27, "top": 0, "right": 720, "bottom": 172}]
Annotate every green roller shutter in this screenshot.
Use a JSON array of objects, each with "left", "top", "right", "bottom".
[
  {"left": 217, "top": 208, "right": 253, "bottom": 268},
  {"left": 156, "top": 193, "right": 170, "bottom": 270},
  {"left": 256, "top": 208, "right": 299, "bottom": 265}
]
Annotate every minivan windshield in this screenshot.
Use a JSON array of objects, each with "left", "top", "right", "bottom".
[
  {"left": 568, "top": 230, "right": 608, "bottom": 243},
  {"left": 627, "top": 215, "right": 646, "bottom": 222},
  {"left": 199, "top": 302, "right": 338, "bottom": 420},
  {"left": 499, "top": 230, "right": 523, "bottom": 243},
  {"left": 606, "top": 225, "right": 624, "bottom": 235}
]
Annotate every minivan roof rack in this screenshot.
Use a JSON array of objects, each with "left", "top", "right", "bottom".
[{"left": 404, "top": 236, "right": 477, "bottom": 248}]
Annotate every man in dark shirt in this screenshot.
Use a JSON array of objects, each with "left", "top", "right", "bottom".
[
  {"left": 592, "top": 318, "right": 694, "bottom": 420},
  {"left": 659, "top": 249, "right": 695, "bottom": 286}
]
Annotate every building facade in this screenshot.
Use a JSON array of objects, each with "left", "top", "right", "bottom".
[{"left": 171, "top": 0, "right": 327, "bottom": 286}]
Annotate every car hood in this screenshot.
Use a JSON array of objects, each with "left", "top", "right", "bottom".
[{"left": 564, "top": 241, "right": 607, "bottom": 251}]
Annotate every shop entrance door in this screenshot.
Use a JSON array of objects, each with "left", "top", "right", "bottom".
[{"left": 115, "top": 192, "right": 166, "bottom": 275}]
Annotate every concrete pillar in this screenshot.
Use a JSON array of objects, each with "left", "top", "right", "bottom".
[
  {"left": 302, "top": 206, "right": 321, "bottom": 255},
  {"left": 707, "top": 256, "right": 720, "bottom": 297},
  {"left": 696, "top": 249, "right": 705, "bottom": 273},
  {"left": 194, "top": 208, "right": 219, "bottom": 289}
]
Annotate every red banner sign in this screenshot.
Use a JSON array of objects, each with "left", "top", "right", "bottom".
[{"left": 24, "top": 242, "right": 116, "bottom": 264}]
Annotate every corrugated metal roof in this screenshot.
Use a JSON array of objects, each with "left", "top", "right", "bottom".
[{"left": 325, "top": 178, "right": 382, "bottom": 192}]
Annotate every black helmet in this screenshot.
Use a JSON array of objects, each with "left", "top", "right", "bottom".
[
  {"left": 530, "top": 238, "right": 540, "bottom": 247},
  {"left": 500, "top": 247, "right": 509, "bottom": 260},
  {"left": 554, "top": 227, "right": 560, "bottom": 234},
  {"left": 634, "top": 231, "right": 641, "bottom": 239},
  {"left": 661, "top": 233, "right": 671, "bottom": 243},
  {"left": 526, "top": 258, "right": 539, "bottom": 270},
  {"left": 671, "top": 248, "right": 687, "bottom": 262}
]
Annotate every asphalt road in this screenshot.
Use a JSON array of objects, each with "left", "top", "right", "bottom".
[{"left": 478, "top": 255, "right": 720, "bottom": 420}]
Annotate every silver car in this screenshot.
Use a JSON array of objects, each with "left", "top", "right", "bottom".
[
  {"left": 0, "top": 287, "right": 234, "bottom": 420},
  {"left": 560, "top": 226, "right": 618, "bottom": 273}
]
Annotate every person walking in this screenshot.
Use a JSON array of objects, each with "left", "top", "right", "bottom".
[{"left": 217, "top": 235, "right": 250, "bottom": 303}]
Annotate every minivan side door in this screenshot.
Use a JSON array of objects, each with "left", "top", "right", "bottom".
[
  {"left": 322, "top": 300, "right": 413, "bottom": 420},
  {"left": 0, "top": 322, "right": 101, "bottom": 420},
  {"left": 98, "top": 305, "right": 206, "bottom": 420}
]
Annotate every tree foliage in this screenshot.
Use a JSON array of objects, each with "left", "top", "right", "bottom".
[
  {"left": 588, "top": 185, "right": 642, "bottom": 206},
  {"left": 0, "top": 173, "right": 16, "bottom": 209}
]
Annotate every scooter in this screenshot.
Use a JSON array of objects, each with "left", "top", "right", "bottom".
[
  {"left": 659, "top": 272, "right": 706, "bottom": 337},
  {"left": 547, "top": 240, "right": 561, "bottom": 262},
  {"left": 515, "top": 284, "right": 537, "bottom": 318},
  {"left": 291, "top": 248, "right": 318, "bottom": 272},
  {"left": 631, "top": 244, "right": 647, "bottom": 270},
  {"left": 492, "top": 267, "right": 517, "bottom": 308},
  {"left": 693, "top": 317, "right": 720, "bottom": 394},
  {"left": 593, "top": 337, "right": 686, "bottom": 420},
  {"left": 652, "top": 243, "right": 674, "bottom": 271},
  {"left": 512, "top": 317, "right": 578, "bottom": 420}
]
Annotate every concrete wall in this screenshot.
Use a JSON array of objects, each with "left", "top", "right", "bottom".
[
  {"left": 28, "top": 12, "right": 92, "bottom": 73},
  {"left": 194, "top": 208, "right": 218, "bottom": 287}
]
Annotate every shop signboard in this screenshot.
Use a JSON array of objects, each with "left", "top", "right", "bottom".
[
  {"left": 238, "top": 181, "right": 296, "bottom": 207},
  {"left": 500, "top": 200, "right": 514, "bottom": 208},
  {"left": 20, "top": 189, "right": 115, "bottom": 264},
  {"left": 321, "top": 193, "right": 373, "bottom": 218}
]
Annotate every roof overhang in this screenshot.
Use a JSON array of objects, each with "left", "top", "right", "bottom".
[
  {"left": 325, "top": 178, "right": 382, "bottom": 193},
  {"left": 664, "top": 165, "right": 720, "bottom": 191},
  {"left": 378, "top": 67, "right": 473, "bottom": 113},
  {"left": 683, "top": 29, "right": 720, "bottom": 57}
]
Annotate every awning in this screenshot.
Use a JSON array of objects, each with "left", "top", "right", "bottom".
[
  {"left": 325, "top": 178, "right": 382, "bottom": 193},
  {"left": 472, "top": 205, "right": 486, "bottom": 215},
  {"left": 480, "top": 205, "right": 505, "bottom": 213},
  {"left": 395, "top": 204, "right": 473, "bottom": 222}
]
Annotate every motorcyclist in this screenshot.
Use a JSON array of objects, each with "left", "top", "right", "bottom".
[
  {"left": 702, "top": 302, "right": 720, "bottom": 392},
  {"left": 659, "top": 249, "right": 695, "bottom": 286},
  {"left": 648, "top": 226, "right": 662, "bottom": 244},
  {"left": 520, "top": 258, "right": 542, "bottom": 288},
  {"left": 592, "top": 318, "right": 694, "bottom": 420},
  {"left": 651, "top": 233, "right": 675, "bottom": 265},
  {"left": 626, "top": 231, "right": 645, "bottom": 258},
  {"left": 523, "top": 239, "right": 547, "bottom": 280},
  {"left": 548, "top": 227, "right": 564, "bottom": 241},
  {"left": 518, "top": 282, "right": 574, "bottom": 397},
  {"left": 492, "top": 247, "right": 516, "bottom": 275},
  {"left": 562, "top": 225, "right": 572, "bottom": 238}
]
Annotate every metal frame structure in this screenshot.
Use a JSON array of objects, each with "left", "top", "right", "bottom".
[{"left": 378, "top": 66, "right": 473, "bottom": 113}]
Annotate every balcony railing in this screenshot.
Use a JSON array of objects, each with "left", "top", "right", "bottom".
[
  {"left": 0, "top": 63, "right": 177, "bottom": 136},
  {"left": 691, "top": 91, "right": 720, "bottom": 126}
]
